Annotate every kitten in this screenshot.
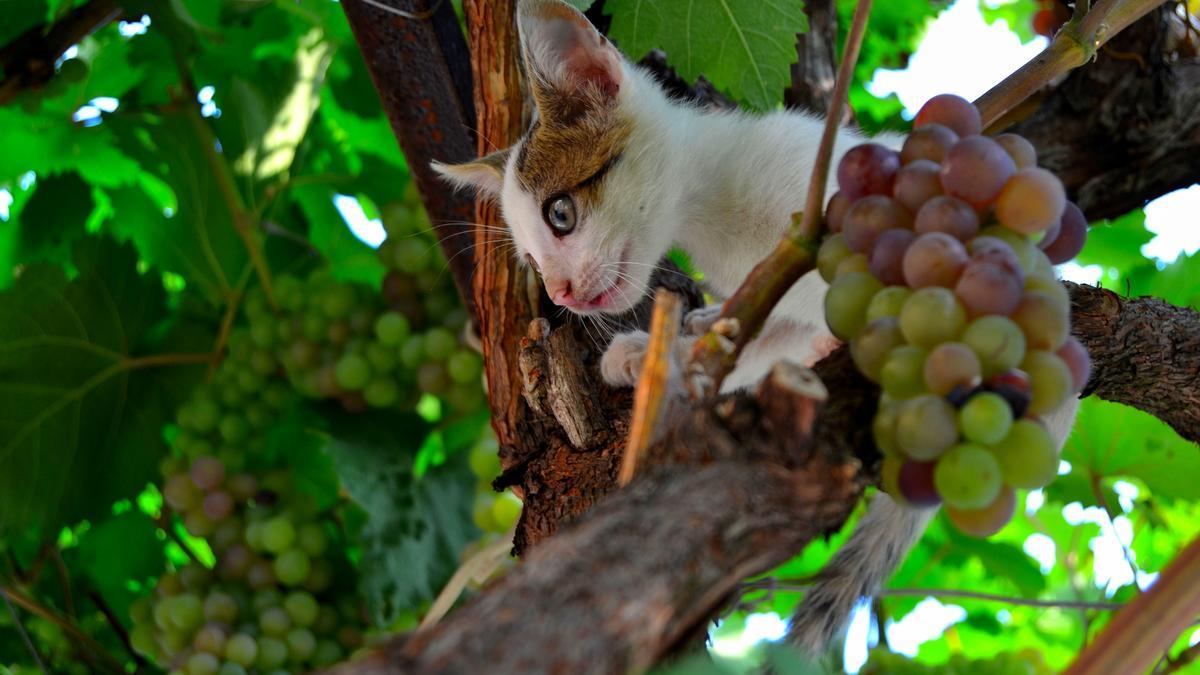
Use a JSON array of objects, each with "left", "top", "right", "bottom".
[{"left": 435, "top": 0, "right": 1078, "bottom": 655}]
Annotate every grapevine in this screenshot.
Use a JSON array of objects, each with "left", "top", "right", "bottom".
[{"left": 822, "top": 94, "right": 1090, "bottom": 537}]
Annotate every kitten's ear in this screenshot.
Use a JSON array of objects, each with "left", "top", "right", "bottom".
[
  {"left": 518, "top": 0, "right": 623, "bottom": 113},
  {"left": 432, "top": 148, "right": 511, "bottom": 198}
]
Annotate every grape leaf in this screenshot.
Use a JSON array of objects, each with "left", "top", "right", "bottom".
[
  {"left": 13, "top": 171, "right": 95, "bottom": 267},
  {"left": 605, "top": 0, "right": 808, "bottom": 110},
  {"left": 0, "top": 108, "right": 141, "bottom": 188},
  {"left": 0, "top": 238, "right": 205, "bottom": 533},
  {"left": 1075, "top": 208, "right": 1154, "bottom": 278},
  {"left": 292, "top": 184, "right": 387, "bottom": 286},
  {"left": 67, "top": 510, "right": 166, "bottom": 619},
  {"left": 321, "top": 410, "right": 477, "bottom": 626}
]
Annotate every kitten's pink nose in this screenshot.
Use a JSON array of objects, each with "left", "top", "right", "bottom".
[{"left": 550, "top": 280, "right": 576, "bottom": 307}]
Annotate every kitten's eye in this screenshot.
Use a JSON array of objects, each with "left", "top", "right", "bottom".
[{"left": 543, "top": 194, "right": 577, "bottom": 235}]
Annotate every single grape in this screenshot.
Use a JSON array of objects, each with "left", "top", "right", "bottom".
[
  {"left": 189, "top": 456, "right": 225, "bottom": 491},
  {"left": 1012, "top": 291, "right": 1070, "bottom": 350},
  {"left": 284, "top": 591, "right": 319, "bottom": 627},
  {"left": 898, "top": 460, "right": 942, "bottom": 507},
  {"left": 296, "top": 523, "right": 329, "bottom": 557},
  {"left": 900, "top": 123, "right": 959, "bottom": 164},
  {"left": 958, "top": 392, "right": 1013, "bottom": 444},
  {"left": 868, "top": 228, "right": 916, "bottom": 286},
  {"left": 259, "top": 607, "right": 292, "bottom": 637},
  {"left": 913, "top": 195, "right": 980, "bottom": 241},
  {"left": 217, "top": 663, "right": 248, "bottom": 675},
  {"left": 187, "top": 652, "right": 221, "bottom": 675},
  {"left": 313, "top": 639, "right": 344, "bottom": 667},
  {"left": 902, "top": 232, "right": 968, "bottom": 288},
  {"left": 880, "top": 345, "right": 929, "bottom": 399},
  {"left": 164, "top": 473, "right": 201, "bottom": 511},
  {"left": 977, "top": 225, "right": 1039, "bottom": 274},
  {"left": 169, "top": 593, "right": 205, "bottom": 632},
  {"left": 491, "top": 492, "right": 523, "bottom": 531},
  {"left": 939, "top": 136, "right": 1017, "bottom": 208},
  {"left": 218, "top": 415, "right": 249, "bottom": 446},
  {"left": 914, "top": 94, "right": 982, "bottom": 137},
  {"left": 824, "top": 272, "right": 884, "bottom": 340},
  {"left": 130, "top": 622, "right": 158, "bottom": 656},
  {"left": 219, "top": 545, "right": 253, "bottom": 580},
  {"left": 851, "top": 318, "right": 906, "bottom": 383},
  {"left": 303, "top": 558, "right": 334, "bottom": 593},
  {"left": 274, "top": 550, "right": 312, "bottom": 587},
  {"left": 1022, "top": 350, "right": 1073, "bottom": 415},
  {"left": 995, "top": 167, "right": 1067, "bottom": 234},
  {"left": 837, "top": 143, "right": 901, "bottom": 201},
  {"left": 892, "top": 159, "right": 944, "bottom": 211},
  {"left": 923, "top": 342, "right": 982, "bottom": 396},
  {"left": 946, "top": 486, "right": 1016, "bottom": 537},
  {"left": 865, "top": 286, "right": 912, "bottom": 322},
  {"left": 390, "top": 238, "right": 430, "bottom": 274},
  {"left": 826, "top": 191, "right": 852, "bottom": 232},
  {"left": 881, "top": 455, "right": 904, "bottom": 502},
  {"left": 835, "top": 253, "right": 870, "bottom": 278},
  {"left": 256, "top": 636, "right": 289, "bottom": 669},
  {"left": 934, "top": 443, "right": 1003, "bottom": 509},
  {"left": 286, "top": 627, "right": 317, "bottom": 662},
  {"left": 1057, "top": 336, "right": 1091, "bottom": 392},
  {"left": 204, "top": 592, "right": 239, "bottom": 624},
  {"left": 374, "top": 311, "right": 411, "bottom": 346},
  {"left": 898, "top": 287, "right": 966, "bottom": 348},
  {"left": 448, "top": 351, "right": 484, "bottom": 384},
  {"left": 364, "top": 377, "right": 401, "bottom": 408},
  {"left": 895, "top": 395, "right": 959, "bottom": 460},
  {"left": 366, "top": 341, "right": 399, "bottom": 373},
  {"left": 817, "top": 234, "right": 853, "bottom": 283},
  {"left": 955, "top": 261, "right": 1023, "bottom": 317},
  {"left": 992, "top": 418, "right": 1058, "bottom": 489},
  {"left": 253, "top": 588, "right": 284, "bottom": 613},
  {"left": 334, "top": 354, "right": 372, "bottom": 391},
  {"left": 202, "top": 491, "right": 234, "bottom": 521},
  {"left": 320, "top": 284, "right": 358, "bottom": 320},
  {"left": 961, "top": 315, "right": 1026, "bottom": 376},
  {"left": 260, "top": 517, "right": 296, "bottom": 555},
  {"left": 873, "top": 404, "right": 900, "bottom": 456},
  {"left": 994, "top": 133, "right": 1037, "bottom": 168},
  {"left": 194, "top": 623, "right": 228, "bottom": 655},
  {"left": 1041, "top": 201, "right": 1088, "bottom": 265},
  {"left": 842, "top": 196, "right": 913, "bottom": 254},
  {"left": 423, "top": 327, "right": 458, "bottom": 361},
  {"left": 189, "top": 398, "right": 221, "bottom": 433}
]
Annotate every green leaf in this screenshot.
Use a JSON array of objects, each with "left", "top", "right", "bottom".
[
  {"left": 106, "top": 113, "right": 249, "bottom": 304},
  {"left": 0, "top": 238, "right": 204, "bottom": 533},
  {"left": 322, "top": 410, "right": 478, "bottom": 626},
  {"left": 605, "top": 0, "right": 808, "bottom": 110},
  {"left": 13, "top": 171, "right": 96, "bottom": 267},
  {"left": 0, "top": 108, "right": 140, "bottom": 188},
  {"left": 67, "top": 510, "right": 166, "bottom": 619},
  {"left": 565, "top": 0, "right": 596, "bottom": 10},
  {"left": 1075, "top": 208, "right": 1154, "bottom": 278},
  {"left": 292, "top": 184, "right": 386, "bottom": 286},
  {"left": 978, "top": 0, "right": 1040, "bottom": 43}
]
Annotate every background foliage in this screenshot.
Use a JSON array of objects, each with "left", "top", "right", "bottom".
[{"left": 0, "top": 0, "right": 1196, "bottom": 673}]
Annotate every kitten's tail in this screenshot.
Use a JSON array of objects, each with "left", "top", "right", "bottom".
[{"left": 786, "top": 493, "right": 934, "bottom": 654}]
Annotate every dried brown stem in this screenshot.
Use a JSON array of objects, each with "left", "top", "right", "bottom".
[
  {"left": 0, "top": 0, "right": 122, "bottom": 106},
  {"left": 975, "top": 0, "right": 1169, "bottom": 127},
  {"left": 1065, "top": 533, "right": 1200, "bottom": 674},
  {"left": 620, "top": 290, "right": 683, "bottom": 486}
]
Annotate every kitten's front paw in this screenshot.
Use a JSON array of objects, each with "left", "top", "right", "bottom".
[
  {"left": 683, "top": 305, "right": 723, "bottom": 336},
  {"left": 601, "top": 331, "right": 650, "bottom": 387}
]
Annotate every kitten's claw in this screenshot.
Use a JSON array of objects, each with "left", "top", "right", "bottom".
[
  {"left": 683, "top": 305, "right": 723, "bottom": 336},
  {"left": 601, "top": 331, "right": 650, "bottom": 387}
]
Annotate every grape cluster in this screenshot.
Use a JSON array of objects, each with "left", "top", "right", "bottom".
[
  {"left": 467, "top": 436, "right": 522, "bottom": 537},
  {"left": 820, "top": 94, "right": 1091, "bottom": 537}
]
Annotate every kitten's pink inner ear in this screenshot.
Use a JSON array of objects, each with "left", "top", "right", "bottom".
[
  {"left": 521, "top": 4, "right": 622, "bottom": 98},
  {"left": 561, "top": 38, "right": 621, "bottom": 97}
]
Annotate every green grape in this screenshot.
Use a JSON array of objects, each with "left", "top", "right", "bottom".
[
  {"left": 473, "top": 495, "right": 497, "bottom": 532},
  {"left": 274, "top": 550, "right": 311, "bottom": 586},
  {"left": 296, "top": 523, "right": 329, "bottom": 557},
  {"left": 364, "top": 377, "right": 400, "bottom": 408},
  {"left": 850, "top": 317, "right": 905, "bottom": 383},
  {"left": 217, "top": 663, "right": 248, "bottom": 675},
  {"left": 894, "top": 395, "right": 958, "bottom": 460},
  {"left": 286, "top": 627, "right": 317, "bottom": 662},
  {"left": 880, "top": 345, "right": 928, "bottom": 399},
  {"left": 168, "top": 593, "right": 204, "bottom": 632},
  {"left": 934, "top": 443, "right": 1003, "bottom": 509},
  {"left": 253, "top": 589, "right": 283, "bottom": 613},
  {"left": 399, "top": 335, "right": 426, "bottom": 369},
  {"left": 366, "top": 341, "right": 398, "bottom": 372},
  {"left": 390, "top": 238, "right": 430, "bottom": 274},
  {"left": 1012, "top": 291, "right": 1069, "bottom": 350},
  {"left": 469, "top": 438, "right": 501, "bottom": 478},
  {"left": 320, "top": 284, "right": 358, "bottom": 319},
  {"left": 898, "top": 287, "right": 966, "bottom": 348},
  {"left": 312, "top": 639, "right": 344, "bottom": 667},
  {"left": 992, "top": 418, "right": 1057, "bottom": 489},
  {"left": 835, "top": 252, "right": 870, "bottom": 278},
  {"left": 186, "top": 652, "right": 220, "bottom": 675},
  {"left": 979, "top": 224, "right": 1038, "bottom": 273},
  {"left": 824, "top": 272, "right": 884, "bottom": 340},
  {"left": 204, "top": 592, "right": 239, "bottom": 624},
  {"left": 961, "top": 315, "right": 1026, "bottom": 377},
  {"left": 219, "top": 415, "right": 250, "bottom": 445},
  {"left": 423, "top": 327, "right": 458, "bottom": 361},
  {"left": 283, "top": 591, "right": 319, "bottom": 627},
  {"left": 334, "top": 354, "right": 372, "bottom": 391},
  {"left": 1022, "top": 350, "right": 1073, "bottom": 415},
  {"left": 958, "top": 392, "right": 1013, "bottom": 445},
  {"left": 880, "top": 455, "right": 904, "bottom": 502},
  {"left": 817, "top": 233, "right": 853, "bottom": 282},
  {"left": 130, "top": 622, "right": 158, "bottom": 656},
  {"left": 447, "top": 350, "right": 484, "bottom": 384},
  {"left": 259, "top": 607, "right": 291, "bottom": 637},
  {"left": 374, "top": 311, "right": 411, "bottom": 346},
  {"left": 872, "top": 404, "right": 900, "bottom": 456},
  {"left": 301, "top": 314, "right": 328, "bottom": 342},
  {"left": 250, "top": 320, "right": 277, "bottom": 349},
  {"left": 865, "top": 286, "right": 911, "bottom": 322},
  {"left": 256, "top": 636, "right": 289, "bottom": 670},
  {"left": 190, "top": 398, "right": 221, "bottom": 433},
  {"left": 261, "top": 517, "right": 296, "bottom": 554},
  {"left": 491, "top": 492, "right": 523, "bottom": 532}
]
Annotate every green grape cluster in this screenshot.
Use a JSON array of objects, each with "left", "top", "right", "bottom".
[
  {"left": 862, "top": 648, "right": 1054, "bottom": 675},
  {"left": 466, "top": 436, "right": 522, "bottom": 536},
  {"left": 822, "top": 94, "right": 1091, "bottom": 537}
]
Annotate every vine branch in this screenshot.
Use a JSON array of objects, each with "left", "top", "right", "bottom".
[{"left": 620, "top": 290, "right": 683, "bottom": 486}]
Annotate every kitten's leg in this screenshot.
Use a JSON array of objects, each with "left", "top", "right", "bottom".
[
  {"left": 600, "top": 331, "right": 650, "bottom": 387},
  {"left": 683, "top": 304, "right": 723, "bottom": 336}
]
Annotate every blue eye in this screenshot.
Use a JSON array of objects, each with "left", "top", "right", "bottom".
[{"left": 543, "top": 194, "right": 577, "bottom": 235}]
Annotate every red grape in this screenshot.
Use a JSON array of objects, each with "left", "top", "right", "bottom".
[
  {"left": 995, "top": 167, "right": 1067, "bottom": 234},
  {"left": 1042, "top": 201, "right": 1088, "bottom": 264},
  {"left": 869, "top": 228, "right": 916, "bottom": 286},
  {"left": 940, "top": 136, "right": 1017, "bottom": 208},
  {"left": 946, "top": 486, "right": 1015, "bottom": 537},
  {"left": 892, "top": 159, "right": 944, "bottom": 211},
  {"left": 842, "top": 196, "right": 913, "bottom": 253},
  {"left": 914, "top": 94, "right": 982, "bottom": 138},
  {"left": 902, "top": 232, "right": 968, "bottom": 288},
  {"left": 1057, "top": 336, "right": 1092, "bottom": 392},
  {"left": 914, "top": 195, "right": 980, "bottom": 241},
  {"left": 994, "top": 133, "right": 1037, "bottom": 168},
  {"left": 900, "top": 124, "right": 959, "bottom": 164},
  {"left": 837, "top": 143, "right": 901, "bottom": 201},
  {"left": 827, "top": 191, "right": 852, "bottom": 232},
  {"left": 898, "top": 460, "right": 942, "bottom": 507},
  {"left": 955, "top": 261, "right": 1023, "bottom": 316}
]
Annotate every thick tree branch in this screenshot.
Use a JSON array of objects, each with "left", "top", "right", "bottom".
[{"left": 0, "top": 0, "right": 122, "bottom": 106}]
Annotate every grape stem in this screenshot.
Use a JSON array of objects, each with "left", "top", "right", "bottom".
[
  {"left": 0, "top": 585, "right": 126, "bottom": 674},
  {"left": 975, "top": 0, "right": 1169, "bottom": 128},
  {"left": 88, "top": 590, "right": 146, "bottom": 669},
  {"left": 621, "top": 290, "right": 683, "bottom": 486},
  {"left": 1, "top": 587, "right": 48, "bottom": 673},
  {"left": 684, "top": 0, "right": 875, "bottom": 398},
  {"left": 1065, "top": 533, "right": 1200, "bottom": 675}
]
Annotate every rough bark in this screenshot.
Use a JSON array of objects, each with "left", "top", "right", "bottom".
[
  {"left": 0, "top": 0, "right": 122, "bottom": 105},
  {"left": 785, "top": 0, "right": 843, "bottom": 117},
  {"left": 1012, "top": 8, "right": 1200, "bottom": 220}
]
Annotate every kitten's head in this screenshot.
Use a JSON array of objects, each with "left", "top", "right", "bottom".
[{"left": 434, "top": 0, "right": 678, "bottom": 316}]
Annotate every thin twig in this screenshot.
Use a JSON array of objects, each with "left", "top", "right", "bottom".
[
  {"left": 620, "top": 290, "right": 683, "bottom": 486},
  {"left": 741, "top": 579, "right": 1126, "bottom": 610},
  {"left": 685, "top": 0, "right": 874, "bottom": 398},
  {"left": 88, "top": 590, "right": 145, "bottom": 669},
  {"left": 418, "top": 526, "right": 516, "bottom": 632},
  {"left": 975, "top": 0, "right": 1168, "bottom": 127},
  {"left": 1, "top": 587, "right": 48, "bottom": 674},
  {"left": 1, "top": 586, "right": 125, "bottom": 674},
  {"left": 51, "top": 549, "right": 74, "bottom": 618},
  {"left": 156, "top": 513, "right": 204, "bottom": 567}
]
